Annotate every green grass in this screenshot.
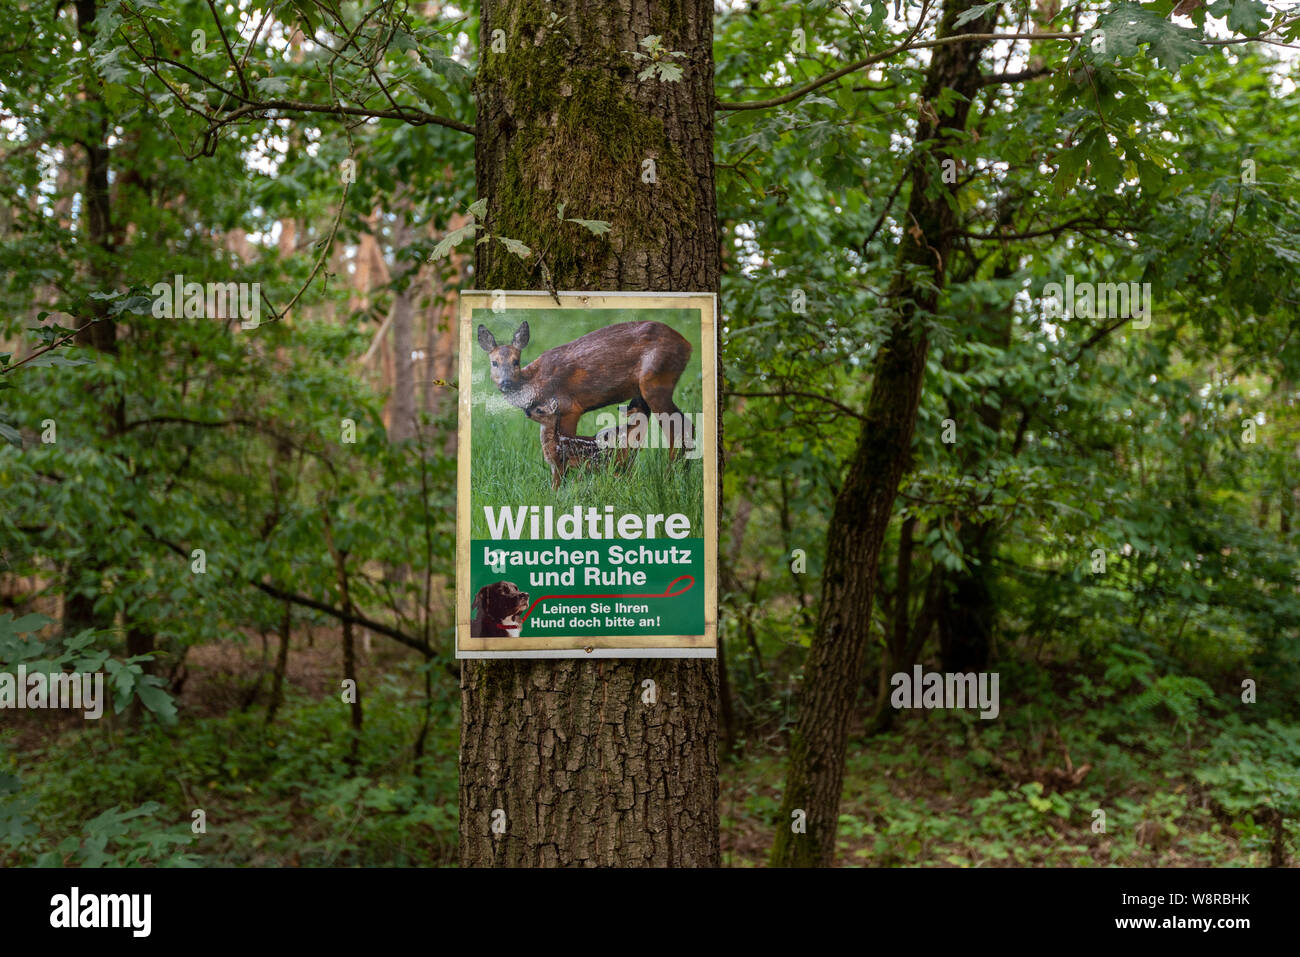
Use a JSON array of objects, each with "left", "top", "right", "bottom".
[{"left": 469, "top": 307, "right": 706, "bottom": 538}]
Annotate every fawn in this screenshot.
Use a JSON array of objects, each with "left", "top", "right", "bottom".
[{"left": 526, "top": 396, "right": 650, "bottom": 489}]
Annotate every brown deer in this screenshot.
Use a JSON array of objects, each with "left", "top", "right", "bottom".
[
  {"left": 476, "top": 320, "right": 693, "bottom": 455},
  {"left": 527, "top": 396, "right": 649, "bottom": 489}
]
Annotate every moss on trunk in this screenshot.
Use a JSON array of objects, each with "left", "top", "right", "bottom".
[{"left": 460, "top": 0, "right": 719, "bottom": 868}]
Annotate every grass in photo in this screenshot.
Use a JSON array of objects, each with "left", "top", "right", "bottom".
[{"left": 468, "top": 307, "right": 705, "bottom": 538}]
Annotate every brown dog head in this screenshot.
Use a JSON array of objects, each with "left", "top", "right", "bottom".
[{"left": 470, "top": 580, "right": 530, "bottom": 637}]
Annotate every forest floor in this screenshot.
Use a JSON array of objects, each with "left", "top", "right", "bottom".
[
  {"left": 718, "top": 671, "right": 1287, "bottom": 867},
  {"left": 2, "top": 632, "right": 1289, "bottom": 867}
]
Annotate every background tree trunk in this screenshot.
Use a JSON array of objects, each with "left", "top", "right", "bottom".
[
  {"left": 937, "top": 255, "right": 1014, "bottom": 674},
  {"left": 459, "top": 0, "right": 720, "bottom": 867},
  {"left": 770, "top": 0, "right": 999, "bottom": 868},
  {"left": 62, "top": 0, "right": 120, "bottom": 641},
  {"left": 388, "top": 215, "right": 417, "bottom": 442}
]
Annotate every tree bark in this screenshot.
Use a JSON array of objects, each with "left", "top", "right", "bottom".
[
  {"left": 265, "top": 602, "right": 292, "bottom": 726},
  {"left": 459, "top": 0, "right": 720, "bottom": 867},
  {"left": 937, "top": 256, "right": 1014, "bottom": 674},
  {"left": 62, "top": 0, "right": 120, "bottom": 641},
  {"left": 387, "top": 213, "right": 418, "bottom": 442},
  {"left": 322, "top": 509, "right": 363, "bottom": 766},
  {"left": 770, "top": 0, "right": 999, "bottom": 867},
  {"left": 937, "top": 523, "right": 996, "bottom": 673},
  {"left": 867, "top": 515, "right": 917, "bottom": 735}
]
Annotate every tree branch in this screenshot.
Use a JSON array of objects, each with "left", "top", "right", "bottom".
[
  {"left": 716, "top": 31, "right": 1082, "bottom": 112},
  {"left": 958, "top": 216, "right": 1128, "bottom": 240},
  {"left": 1, "top": 319, "right": 102, "bottom": 375},
  {"left": 726, "top": 389, "right": 866, "bottom": 422},
  {"left": 977, "top": 66, "right": 1052, "bottom": 86},
  {"left": 716, "top": 20, "right": 1297, "bottom": 112},
  {"left": 216, "top": 98, "right": 474, "bottom": 136},
  {"left": 143, "top": 527, "right": 433, "bottom": 657}
]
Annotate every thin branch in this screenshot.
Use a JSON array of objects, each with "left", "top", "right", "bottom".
[
  {"left": 1202, "top": 15, "right": 1300, "bottom": 45},
  {"left": 716, "top": 19, "right": 1297, "bottom": 112},
  {"left": 144, "top": 527, "right": 433, "bottom": 657},
  {"left": 977, "top": 66, "right": 1052, "bottom": 86},
  {"left": 262, "top": 176, "right": 351, "bottom": 325},
  {"left": 204, "top": 0, "right": 249, "bottom": 98},
  {"left": 214, "top": 98, "right": 475, "bottom": 135},
  {"left": 726, "top": 389, "right": 866, "bottom": 422},
  {"left": 121, "top": 415, "right": 339, "bottom": 478},
  {"left": 958, "top": 216, "right": 1127, "bottom": 240},
  {"left": 862, "top": 169, "right": 909, "bottom": 252},
  {"left": 716, "top": 31, "right": 1082, "bottom": 112},
  {"left": 256, "top": 581, "right": 431, "bottom": 657},
  {"left": 1065, "top": 315, "right": 1132, "bottom": 366},
  {"left": 2, "top": 319, "right": 102, "bottom": 375}
]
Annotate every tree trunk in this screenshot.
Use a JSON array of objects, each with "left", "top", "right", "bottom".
[
  {"left": 322, "top": 510, "right": 363, "bottom": 766},
  {"left": 62, "top": 0, "right": 120, "bottom": 641},
  {"left": 867, "top": 516, "right": 915, "bottom": 734},
  {"left": 717, "top": 626, "right": 736, "bottom": 759},
  {"left": 265, "top": 602, "right": 292, "bottom": 726},
  {"left": 937, "top": 524, "right": 995, "bottom": 673},
  {"left": 936, "top": 255, "right": 1014, "bottom": 673},
  {"left": 770, "top": 0, "right": 998, "bottom": 867},
  {"left": 388, "top": 214, "right": 418, "bottom": 442},
  {"left": 459, "top": 0, "right": 720, "bottom": 867}
]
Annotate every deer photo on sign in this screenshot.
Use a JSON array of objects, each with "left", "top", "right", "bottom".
[{"left": 455, "top": 291, "right": 717, "bottom": 659}]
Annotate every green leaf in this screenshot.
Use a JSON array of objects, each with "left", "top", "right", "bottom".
[
  {"left": 496, "top": 236, "right": 532, "bottom": 258},
  {"left": 656, "top": 62, "right": 684, "bottom": 83},
  {"left": 253, "top": 75, "right": 291, "bottom": 96},
  {"left": 566, "top": 218, "right": 611, "bottom": 236},
  {"left": 1055, "top": 144, "right": 1086, "bottom": 196},
  {"left": 429, "top": 223, "right": 478, "bottom": 260},
  {"left": 1095, "top": 4, "right": 1202, "bottom": 74},
  {"left": 954, "top": 3, "right": 998, "bottom": 28},
  {"left": 1087, "top": 131, "right": 1121, "bottom": 191},
  {"left": 135, "top": 679, "right": 179, "bottom": 725},
  {"left": 20, "top": 353, "right": 93, "bottom": 368},
  {"left": 467, "top": 198, "right": 488, "bottom": 219},
  {"left": 290, "top": 0, "right": 319, "bottom": 33},
  {"left": 1225, "top": 0, "right": 1268, "bottom": 34}
]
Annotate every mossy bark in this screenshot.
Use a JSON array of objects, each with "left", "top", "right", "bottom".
[
  {"left": 769, "top": 0, "right": 1000, "bottom": 868},
  {"left": 459, "top": 0, "right": 720, "bottom": 867}
]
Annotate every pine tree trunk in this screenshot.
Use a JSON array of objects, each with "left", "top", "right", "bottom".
[
  {"left": 459, "top": 0, "right": 720, "bottom": 867},
  {"left": 770, "top": 0, "right": 999, "bottom": 868}
]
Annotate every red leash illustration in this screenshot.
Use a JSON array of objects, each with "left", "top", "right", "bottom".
[{"left": 520, "top": 575, "right": 695, "bottom": 623}]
